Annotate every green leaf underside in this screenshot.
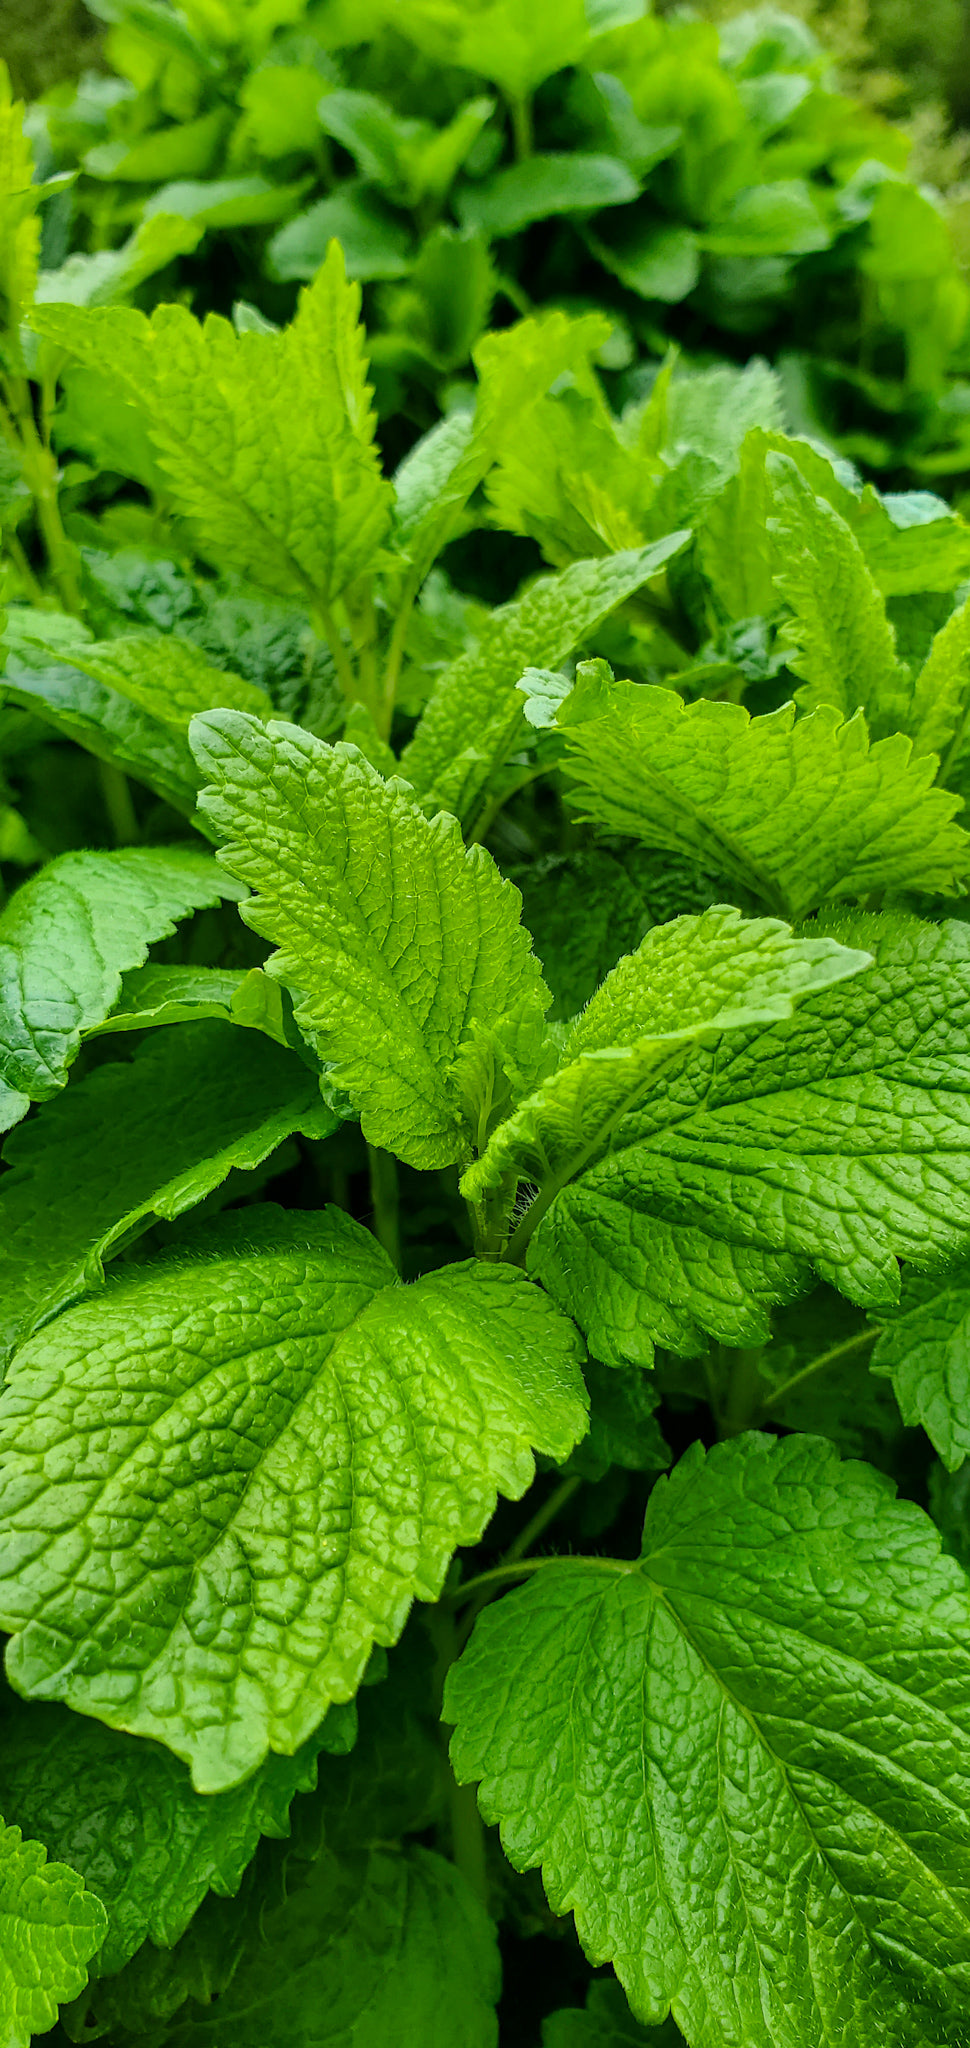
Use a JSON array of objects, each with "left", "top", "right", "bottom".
[
  {"left": 0, "top": 1208, "right": 587, "bottom": 1791},
  {"left": 150, "top": 1845, "right": 500, "bottom": 2048},
  {"left": 0, "top": 1681, "right": 354, "bottom": 1978},
  {"left": 0, "top": 847, "right": 243, "bottom": 1123},
  {"left": 556, "top": 685, "right": 970, "bottom": 921},
  {"left": 871, "top": 1253, "right": 970, "bottom": 1472},
  {"left": 399, "top": 539, "right": 689, "bottom": 823},
  {"left": 0, "top": 1022, "right": 337, "bottom": 1371},
  {"left": 30, "top": 245, "right": 393, "bottom": 605},
  {"left": 191, "top": 712, "right": 548, "bottom": 1170},
  {"left": 0, "top": 1821, "right": 107, "bottom": 2048},
  {"left": 461, "top": 905, "right": 870, "bottom": 1200},
  {"left": 446, "top": 1433, "right": 970, "bottom": 2048},
  {"left": 527, "top": 913, "right": 970, "bottom": 1365}
]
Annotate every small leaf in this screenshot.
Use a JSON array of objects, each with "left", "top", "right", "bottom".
[
  {"left": 872, "top": 1252, "right": 970, "bottom": 1471},
  {"left": 0, "top": 847, "right": 243, "bottom": 1126},
  {"left": 400, "top": 539, "right": 689, "bottom": 824},
  {"left": 0, "top": 1021, "right": 336, "bottom": 1370},
  {"left": 457, "top": 154, "right": 639, "bottom": 238},
  {"left": 447, "top": 1433, "right": 970, "bottom": 2046},
  {"left": 0, "top": 1208, "right": 587, "bottom": 1789},
  {"left": 192, "top": 711, "right": 549, "bottom": 1170},
  {"left": 0, "top": 1820, "right": 107, "bottom": 2048}
]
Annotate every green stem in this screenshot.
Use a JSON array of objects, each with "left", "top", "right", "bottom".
[
  {"left": 98, "top": 760, "right": 139, "bottom": 845},
  {"left": 427, "top": 1603, "right": 490, "bottom": 1908},
  {"left": 717, "top": 1347, "right": 767, "bottom": 1440},
  {"left": 508, "top": 92, "right": 533, "bottom": 162},
  {"left": 367, "top": 1143, "right": 402, "bottom": 1270},
  {"left": 757, "top": 1327, "right": 878, "bottom": 1417},
  {"left": 4, "top": 531, "right": 44, "bottom": 605},
  {"left": 0, "top": 384, "right": 82, "bottom": 615},
  {"left": 449, "top": 1553, "right": 632, "bottom": 1611},
  {"left": 316, "top": 601, "right": 359, "bottom": 706},
  {"left": 380, "top": 575, "right": 421, "bottom": 726}
]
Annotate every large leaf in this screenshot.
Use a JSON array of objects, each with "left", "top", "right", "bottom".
[
  {"left": 31, "top": 245, "right": 393, "bottom": 607},
  {"left": 399, "top": 540, "right": 689, "bottom": 823},
  {"left": 191, "top": 711, "right": 549, "bottom": 1170},
  {"left": 461, "top": 905, "right": 870, "bottom": 1203},
  {"left": 0, "top": 1208, "right": 587, "bottom": 1790},
  {"left": 871, "top": 1252, "right": 970, "bottom": 1471},
  {"left": 1, "top": 654, "right": 200, "bottom": 815},
  {"left": 0, "top": 1680, "right": 354, "bottom": 1979},
  {"left": 447, "top": 1432, "right": 970, "bottom": 2048},
  {"left": 550, "top": 680, "right": 970, "bottom": 919},
  {"left": 0, "top": 1822, "right": 107, "bottom": 2048},
  {"left": 525, "top": 913, "right": 970, "bottom": 1365},
  {"left": 150, "top": 1845, "right": 499, "bottom": 2048},
  {"left": 0, "top": 1022, "right": 336, "bottom": 1371},
  {"left": 0, "top": 847, "right": 242, "bottom": 1129}
]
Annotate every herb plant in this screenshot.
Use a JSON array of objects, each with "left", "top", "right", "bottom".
[
  {"left": 19, "top": 0, "right": 970, "bottom": 485},
  {"left": 4, "top": 38, "right": 970, "bottom": 2048}
]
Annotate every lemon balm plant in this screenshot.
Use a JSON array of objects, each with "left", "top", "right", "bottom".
[{"left": 5, "top": 67, "right": 970, "bottom": 2048}]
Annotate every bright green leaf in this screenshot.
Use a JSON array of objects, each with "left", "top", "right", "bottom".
[
  {"left": 192, "top": 711, "right": 548, "bottom": 1169},
  {"left": 0, "top": 846, "right": 243, "bottom": 1126},
  {"left": 0, "top": 1021, "right": 336, "bottom": 1370},
  {"left": 457, "top": 154, "right": 638, "bottom": 239},
  {"left": 0, "top": 1820, "right": 107, "bottom": 2048},
  {"left": 0, "top": 1207, "right": 587, "bottom": 1789},
  {"left": 447, "top": 1433, "right": 970, "bottom": 2046},
  {"left": 45, "top": 631, "right": 269, "bottom": 735},
  {"left": 555, "top": 682, "right": 970, "bottom": 919}
]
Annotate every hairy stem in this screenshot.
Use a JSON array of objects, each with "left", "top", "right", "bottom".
[
  {"left": 455, "top": 1476, "right": 582, "bottom": 1646},
  {"left": 367, "top": 1143, "right": 402, "bottom": 1270}
]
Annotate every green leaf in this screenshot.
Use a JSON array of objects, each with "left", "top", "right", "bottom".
[
  {"left": 850, "top": 490, "right": 970, "bottom": 598},
  {"left": 0, "top": 1680, "right": 354, "bottom": 1979},
  {"left": 266, "top": 184, "right": 413, "bottom": 285},
  {"left": 509, "top": 850, "right": 656, "bottom": 1022},
  {"left": 400, "top": 540, "right": 689, "bottom": 824},
  {"left": 0, "top": 1820, "right": 107, "bottom": 2048},
  {"left": 35, "top": 214, "right": 204, "bottom": 311},
  {"left": 0, "top": 1021, "right": 336, "bottom": 1370},
  {"left": 767, "top": 452, "right": 910, "bottom": 735},
  {"left": 0, "top": 846, "right": 243, "bottom": 1127},
  {"left": 554, "top": 682, "right": 970, "bottom": 920},
  {"left": 871, "top": 1252, "right": 970, "bottom": 1472},
  {"left": 45, "top": 632, "right": 269, "bottom": 735},
  {"left": 906, "top": 593, "right": 970, "bottom": 763},
  {"left": 90, "top": 964, "right": 249, "bottom": 1035},
  {"left": 397, "top": 0, "right": 612, "bottom": 102},
  {"left": 0, "top": 65, "right": 42, "bottom": 334},
  {"left": 191, "top": 711, "right": 549, "bottom": 1170},
  {"left": 31, "top": 244, "right": 393, "bottom": 607},
  {"left": 396, "top": 309, "right": 615, "bottom": 588},
  {"left": 585, "top": 215, "right": 700, "bottom": 303},
  {"left": 544, "top": 1979, "right": 677, "bottom": 2045},
  {"left": 0, "top": 652, "right": 200, "bottom": 815},
  {"left": 526, "top": 913, "right": 970, "bottom": 1365},
  {"left": 461, "top": 905, "right": 869, "bottom": 1203},
  {"left": 143, "top": 1845, "right": 500, "bottom": 2048},
  {"left": 447, "top": 1432, "right": 970, "bottom": 2046},
  {"left": 702, "top": 179, "right": 831, "bottom": 256},
  {"left": 0, "top": 1207, "right": 587, "bottom": 1789},
  {"left": 141, "top": 175, "right": 311, "bottom": 230},
  {"left": 457, "top": 154, "right": 638, "bottom": 238}
]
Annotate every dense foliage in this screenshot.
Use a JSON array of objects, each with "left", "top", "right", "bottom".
[{"left": 4, "top": 9, "right": 970, "bottom": 2045}]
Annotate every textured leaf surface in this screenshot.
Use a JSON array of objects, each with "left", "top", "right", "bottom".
[
  {"left": 906, "top": 593, "right": 970, "bottom": 762},
  {"left": 0, "top": 1681, "right": 353, "bottom": 1978},
  {"left": 528, "top": 913, "right": 970, "bottom": 1364},
  {"left": 767, "top": 453, "right": 910, "bottom": 734},
  {"left": 0, "top": 1209, "right": 587, "bottom": 1790},
  {"left": 447, "top": 1433, "right": 970, "bottom": 2048},
  {"left": 399, "top": 540, "right": 688, "bottom": 823},
  {"left": 47, "top": 632, "right": 268, "bottom": 734},
  {"left": 154, "top": 1845, "right": 500, "bottom": 2048},
  {"left": 31, "top": 246, "right": 393, "bottom": 605},
  {"left": 0, "top": 1821, "right": 107, "bottom": 2048},
  {"left": 0, "top": 1022, "right": 336, "bottom": 1370},
  {"left": 0, "top": 847, "right": 242, "bottom": 1121},
  {"left": 462, "top": 906, "right": 869, "bottom": 1201},
  {"left": 871, "top": 1253, "right": 970, "bottom": 1471},
  {"left": 1, "top": 654, "right": 200, "bottom": 815},
  {"left": 555, "top": 683, "right": 970, "bottom": 919},
  {"left": 192, "top": 712, "right": 548, "bottom": 1169}
]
